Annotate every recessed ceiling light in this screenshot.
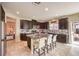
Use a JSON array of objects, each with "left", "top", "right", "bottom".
[
  {"left": 16, "top": 11, "right": 20, "bottom": 15},
  {"left": 45, "top": 8, "right": 48, "bottom": 11}
]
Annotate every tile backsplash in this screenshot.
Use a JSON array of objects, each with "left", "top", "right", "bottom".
[
  {"left": 20, "top": 28, "right": 68, "bottom": 35},
  {"left": 48, "top": 29, "right": 68, "bottom": 35}
]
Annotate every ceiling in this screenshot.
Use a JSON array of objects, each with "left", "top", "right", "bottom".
[{"left": 2, "top": 2, "right": 79, "bottom": 22}]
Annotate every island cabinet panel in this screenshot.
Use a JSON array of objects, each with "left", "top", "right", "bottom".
[
  {"left": 20, "top": 34, "right": 27, "bottom": 41},
  {"left": 26, "top": 37, "right": 31, "bottom": 49}
]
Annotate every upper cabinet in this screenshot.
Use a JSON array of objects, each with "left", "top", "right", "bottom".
[
  {"left": 0, "top": 4, "right": 5, "bottom": 21},
  {"left": 20, "top": 20, "right": 49, "bottom": 29},
  {"left": 31, "top": 20, "right": 48, "bottom": 29},
  {"left": 49, "top": 19, "right": 58, "bottom": 30},
  {"left": 32, "top": 20, "right": 37, "bottom": 25},
  {"left": 39, "top": 22, "right": 48, "bottom": 29},
  {"left": 21, "top": 20, "right": 29, "bottom": 29},
  {"left": 49, "top": 18, "right": 68, "bottom": 30},
  {"left": 59, "top": 18, "right": 68, "bottom": 29}
]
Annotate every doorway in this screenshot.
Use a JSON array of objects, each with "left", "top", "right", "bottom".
[
  {"left": 5, "top": 16, "right": 16, "bottom": 55},
  {"left": 72, "top": 22, "right": 79, "bottom": 45}
]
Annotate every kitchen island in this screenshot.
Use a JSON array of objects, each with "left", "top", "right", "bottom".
[{"left": 26, "top": 32, "right": 48, "bottom": 55}]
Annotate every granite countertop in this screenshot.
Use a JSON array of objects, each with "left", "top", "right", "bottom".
[{"left": 26, "top": 33, "right": 48, "bottom": 39}]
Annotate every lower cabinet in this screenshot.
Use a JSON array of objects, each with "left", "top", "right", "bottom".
[{"left": 57, "top": 34, "right": 66, "bottom": 43}]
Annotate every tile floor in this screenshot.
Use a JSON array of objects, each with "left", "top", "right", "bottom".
[
  {"left": 45, "top": 43, "right": 79, "bottom": 56},
  {"left": 6, "top": 40, "right": 31, "bottom": 56},
  {"left": 6, "top": 40, "right": 79, "bottom": 56}
]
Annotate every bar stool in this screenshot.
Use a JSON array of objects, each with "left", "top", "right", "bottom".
[
  {"left": 45, "top": 34, "right": 53, "bottom": 53},
  {"left": 51, "top": 35, "right": 57, "bottom": 49},
  {"left": 33, "top": 37, "right": 46, "bottom": 56}
]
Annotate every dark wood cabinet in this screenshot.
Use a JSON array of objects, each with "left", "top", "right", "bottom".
[
  {"left": 20, "top": 34, "right": 27, "bottom": 41},
  {"left": 0, "top": 5, "right": 5, "bottom": 21},
  {"left": 32, "top": 20, "right": 37, "bottom": 25},
  {"left": 57, "top": 34, "right": 66, "bottom": 43},
  {"left": 39, "top": 22, "right": 48, "bottom": 29},
  {"left": 20, "top": 20, "right": 33, "bottom": 29},
  {"left": 58, "top": 18, "right": 68, "bottom": 43},
  {"left": 20, "top": 19, "right": 48, "bottom": 29},
  {"left": 20, "top": 20, "right": 29, "bottom": 29},
  {"left": 31, "top": 20, "right": 48, "bottom": 29},
  {"left": 59, "top": 18, "right": 68, "bottom": 29}
]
